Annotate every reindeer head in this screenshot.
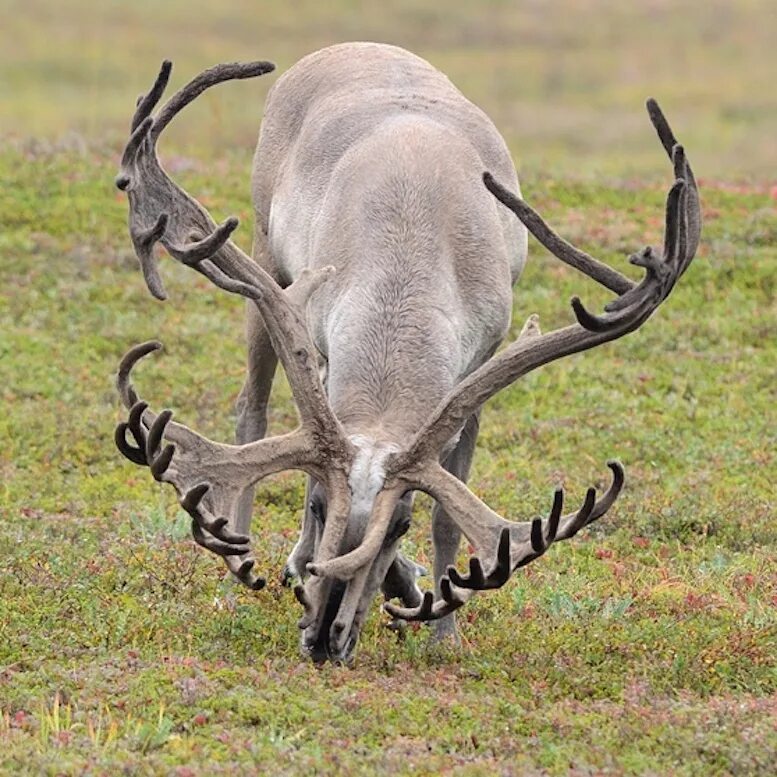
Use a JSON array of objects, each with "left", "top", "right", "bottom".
[{"left": 114, "top": 60, "right": 699, "bottom": 663}]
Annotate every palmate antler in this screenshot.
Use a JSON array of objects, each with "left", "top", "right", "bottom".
[
  {"left": 383, "top": 464, "right": 623, "bottom": 621},
  {"left": 312, "top": 99, "right": 700, "bottom": 622},
  {"left": 114, "top": 341, "right": 324, "bottom": 589},
  {"left": 114, "top": 61, "right": 359, "bottom": 605}
]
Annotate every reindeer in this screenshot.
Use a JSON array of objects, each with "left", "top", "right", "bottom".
[{"left": 114, "top": 43, "right": 700, "bottom": 664}]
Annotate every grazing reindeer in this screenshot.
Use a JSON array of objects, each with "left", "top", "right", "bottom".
[{"left": 114, "top": 43, "right": 700, "bottom": 663}]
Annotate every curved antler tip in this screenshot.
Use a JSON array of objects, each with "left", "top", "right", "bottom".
[
  {"left": 570, "top": 295, "right": 585, "bottom": 317},
  {"left": 646, "top": 97, "right": 663, "bottom": 118},
  {"left": 120, "top": 339, "right": 162, "bottom": 366},
  {"left": 117, "top": 341, "right": 164, "bottom": 407},
  {"left": 570, "top": 295, "right": 612, "bottom": 333},
  {"left": 605, "top": 459, "right": 626, "bottom": 484},
  {"left": 144, "top": 272, "right": 168, "bottom": 300}
]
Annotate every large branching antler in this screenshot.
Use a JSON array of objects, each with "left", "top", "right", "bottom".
[
  {"left": 382, "top": 461, "right": 623, "bottom": 622},
  {"left": 395, "top": 99, "right": 700, "bottom": 464},
  {"left": 316, "top": 99, "right": 700, "bottom": 622},
  {"left": 115, "top": 342, "right": 324, "bottom": 589},
  {"left": 114, "top": 61, "right": 358, "bottom": 593},
  {"left": 116, "top": 60, "right": 274, "bottom": 302},
  {"left": 382, "top": 472, "right": 618, "bottom": 622}
]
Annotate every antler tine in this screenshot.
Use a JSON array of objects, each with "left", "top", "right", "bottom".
[
  {"left": 150, "top": 60, "right": 275, "bottom": 141},
  {"left": 555, "top": 485, "right": 597, "bottom": 541},
  {"left": 383, "top": 578, "right": 473, "bottom": 623},
  {"left": 191, "top": 520, "right": 266, "bottom": 591},
  {"left": 122, "top": 210, "right": 169, "bottom": 300},
  {"left": 585, "top": 460, "right": 625, "bottom": 522},
  {"left": 646, "top": 97, "right": 680, "bottom": 162},
  {"left": 168, "top": 218, "right": 240, "bottom": 266},
  {"left": 117, "top": 340, "right": 163, "bottom": 409},
  {"left": 483, "top": 173, "right": 635, "bottom": 295},
  {"left": 646, "top": 98, "right": 701, "bottom": 261},
  {"left": 118, "top": 117, "right": 154, "bottom": 178},
  {"left": 131, "top": 60, "right": 172, "bottom": 132},
  {"left": 114, "top": 400, "right": 149, "bottom": 466},
  {"left": 180, "top": 484, "right": 249, "bottom": 545}
]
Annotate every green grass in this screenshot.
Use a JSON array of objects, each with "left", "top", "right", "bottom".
[{"left": 1, "top": 1, "right": 776, "bottom": 774}]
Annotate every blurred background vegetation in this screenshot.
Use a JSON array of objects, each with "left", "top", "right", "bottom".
[{"left": 2, "top": 0, "right": 775, "bottom": 179}]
